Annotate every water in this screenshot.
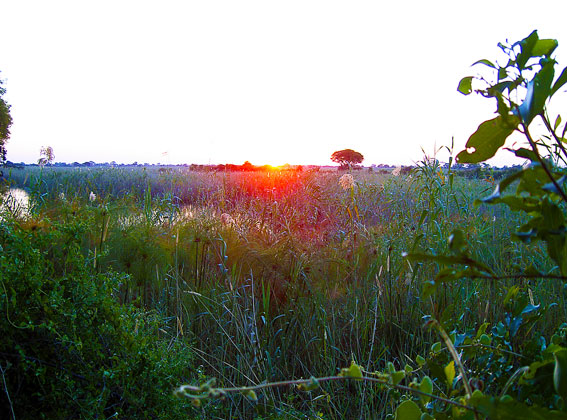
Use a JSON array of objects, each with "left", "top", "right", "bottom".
[{"left": 0, "top": 188, "right": 31, "bottom": 218}]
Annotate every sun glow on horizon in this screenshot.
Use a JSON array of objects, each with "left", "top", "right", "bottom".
[{"left": 2, "top": 2, "right": 566, "bottom": 167}]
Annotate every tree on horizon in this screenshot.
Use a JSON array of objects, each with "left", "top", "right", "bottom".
[{"left": 330, "top": 149, "right": 364, "bottom": 170}]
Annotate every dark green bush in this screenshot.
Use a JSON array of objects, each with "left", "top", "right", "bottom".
[{"left": 0, "top": 216, "right": 195, "bottom": 419}]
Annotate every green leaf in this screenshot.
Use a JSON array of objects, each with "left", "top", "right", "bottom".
[
  {"left": 551, "top": 66, "right": 567, "bottom": 97},
  {"left": 419, "top": 376, "right": 433, "bottom": 405},
  {"left": 481, "top": 185, "right": 502, "bottom": 203},
  {"left": 444, "top": 361, "right": 455, "bottom": 386},
  {"left": 532, "top": 38, "right": 558, "bottom": 57},
  {"left": 416, "top": 355, "right": 426, "bottom": 367},
  {"left": 471, "top": 394, "right": 567, "bottom": 419},
  {"left": 503, "top": 285, "right": 520, "bottom": 305},
  {"left": 391, "top": 370, "right": 405, "bottom": 385},
  {"left": 479, "top": 334, "right": 492, "bottom": 345},
  {"left": 514, "top": 228, "right": 538, "bottom": 243},
  {"left": 523, "top": 265, "right": 545, "bottom": 277},
  {"left": 482, "top": 169, "right": 531, "bottom": 203},
  {"left": 514, "top": 148, "right": 539, "bottom": 161},
  {"left": 554, "top": 114, "right": 562, "bottom": 131},
  {"left": 426, "top": 360, "right": 446, "bottom": 384},
  {"left": 297, "top": 376, "right": 320, "bottom": 391},
  {"left": 488, "top": 81, "right": 514, "bottom": 97},
  {"left": 523, "top": 359, "right": 552, "bottom": 380},
  {"left": 517, "top": 165, "right": 552, "bottom": 195},
  {"left": 458, "top": 76, "right": 474, "bottom": 95},
  {"left": 448, "top": 229, "right": 466, "bottom": 253},
  {"left": 242, "top": 389, "right": 258, "bottom": 401},
  {"left": 517, "top": 59, "right": 555, "bottom": 125},
  {"left": 457, "top": 116, "right": 518, "bottom": 163},
  {"left": 395, "top": 400, "right": 422, "bottom": 420},
  {"left": 499, "top": 168, "right": 526, "bottom": 191},
  {"left": 516, "top": 30, "right": 539, "bottom": 70},
  {"left": 542, "top": 175, "right": 567, "bottom": 195},
  {"left": 472, "top": 59, "right": 496, "bottom": 69},
  {"left": 422, "top": 280, "right": 436, "bottom": 297},
  {"left": 406, "top": 252, "right": 494, "bottom": 275},
  {"left": 387, "top": 362, "right": 396, "bottom": 373},
  {"left": 476, "top": 322, "right": 489, "bottom": 339},
  {"left": 431, "top": 342, "right": 442, "bottom": 354},
  {"left": 339, "top": 361, "right": 363, "bottom": 379}
]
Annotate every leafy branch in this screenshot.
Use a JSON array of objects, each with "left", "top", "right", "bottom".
[{"left": 175, "top": 364, "right": 480, "bottom": 415}]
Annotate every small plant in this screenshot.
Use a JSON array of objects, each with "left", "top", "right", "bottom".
[
  {"left": 37, "top": 146, "right": 55, "bottom": 167},
  {"left": 0, "top": 213, "right": 196, "bottom": 419}
]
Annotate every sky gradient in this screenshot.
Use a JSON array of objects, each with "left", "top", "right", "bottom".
[{"left": 2, "top": 1, "right": 567, "bottom": 166}]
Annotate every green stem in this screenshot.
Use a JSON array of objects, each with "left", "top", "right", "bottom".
[
  {"left": 177, "top": 375, "right": 480, "bottom": 414},
  {"left": 541, "top": 114, "right": 567, "bottom": 162},
  {"left": 522, "top": 122, "right": 567, "bottom": 203},
  {"left": 470, "top": 274, "right": 567, "bottom": 281},
  {"left": 428, "top": 319, "right": 479, "bottom": 420}
]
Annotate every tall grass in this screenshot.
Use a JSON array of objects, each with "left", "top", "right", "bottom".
[{"left": 3, "top": 164, "right": 561, "bottom": 418}]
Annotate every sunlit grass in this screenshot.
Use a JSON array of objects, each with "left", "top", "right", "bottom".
[{"left": 3, "top": 164, "right": 561, "bottom": 418}]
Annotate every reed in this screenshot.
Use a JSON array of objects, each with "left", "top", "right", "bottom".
[{"left": 3, "top": 163, "right": 560, "bottom": 418}]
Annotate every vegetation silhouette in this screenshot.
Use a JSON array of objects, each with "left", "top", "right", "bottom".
[{"left": 331, "top": 148, "right": 364, "bottom": 169}]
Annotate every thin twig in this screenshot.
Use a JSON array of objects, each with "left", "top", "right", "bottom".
[
  {"left": 522, "top": 122, "right": 567, "bottom": 203},
  {"left": 177, "top": 375, "right": 480, "bottom": 414},
  {"left": 541, "top": 114, "right": 567, "bottom": 162},
  {"left": 0, "top": 363, "right": 16, "bottom": 420},
  {"left": 428, "top": 320, "right": 480, "bottom": 420},
  {"left": 359, "top": 288, "right": 381, "bottom": 420},
  {"left": 469, "top": 274, "right": 567, "bottom": 281}
]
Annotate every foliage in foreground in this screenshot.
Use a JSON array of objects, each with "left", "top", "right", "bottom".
[
  {"left": 175, "top": 30, "right": 567, "bottom": 419},
  {"left": 2, "top": 29, "right": 567, "bottom": 420},
  {"left": 0, "top": 215, "right": 195, "bottom": 419}
]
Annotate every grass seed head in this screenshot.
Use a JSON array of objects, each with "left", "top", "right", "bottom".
[
  {"left": 339, "top": 174, "right": 354, "bottom": 190},
  {"left": 220, "top": 213, "right": 234, "bottom": 226}
]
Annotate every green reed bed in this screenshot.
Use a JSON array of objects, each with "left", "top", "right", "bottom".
[{"left": 1, "top": 165, "right": 561, "bottom": 419}]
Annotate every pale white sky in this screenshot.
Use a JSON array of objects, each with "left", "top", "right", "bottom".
[{"left": 1, "top": 1, "right": 567, "bottom": 166}]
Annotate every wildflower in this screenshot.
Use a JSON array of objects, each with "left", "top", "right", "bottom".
[
  {"left": 58, "top": 192, "right": 65, "bottom": 200},
  {"left": 220, "top": 213, "right": 234, "bottom": 226},
  {"left": 339, "top": 174, "right": 354, "bottom": 190},
  {"left": 89, "top": 191, "right": 97, "bottom": 202},
  {"left": 392, "top": 166, "right": 401, "bottom": 176}
]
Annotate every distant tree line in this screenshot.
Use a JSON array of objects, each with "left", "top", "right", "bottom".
[
  {"left": 3, "top": 159, "right": 524, "bottom": 180},
  {"left": 190, "top": 162, "right": 304, "bottom": 172}
]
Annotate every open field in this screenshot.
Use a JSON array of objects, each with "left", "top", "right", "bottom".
[{"left": 1, "top": 164, "right": 565, "bottom": 419}]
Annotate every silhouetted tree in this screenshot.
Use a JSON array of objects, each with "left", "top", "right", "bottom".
[
  {"left": 0, "top": 72, "right": 13, "bottom": 165},
  {"left": 331, "top": 149, "right": 364, "bottom": 169},
  {"left": 241, "top": 161, "right": 254, "bottom": 171}
]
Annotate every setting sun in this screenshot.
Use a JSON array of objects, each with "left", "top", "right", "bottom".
[{"left": 2, "top": 3, "right": 567, "bottom": 418}]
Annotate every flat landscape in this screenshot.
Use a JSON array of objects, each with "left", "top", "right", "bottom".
[
  {"left": 2, "top": 161, "right": 565, "bottom": 419},
  {"left": 2, "top": 19, "right": 567, "bottom": 419}
]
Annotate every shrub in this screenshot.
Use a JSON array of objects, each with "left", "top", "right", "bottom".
[{"left": 0, "top": 216, "right": 195, "bottom": 419}]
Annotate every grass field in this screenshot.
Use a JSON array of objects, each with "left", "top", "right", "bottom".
[{"left": 1, "top": 163, "right": 564, "bottom": 419}]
